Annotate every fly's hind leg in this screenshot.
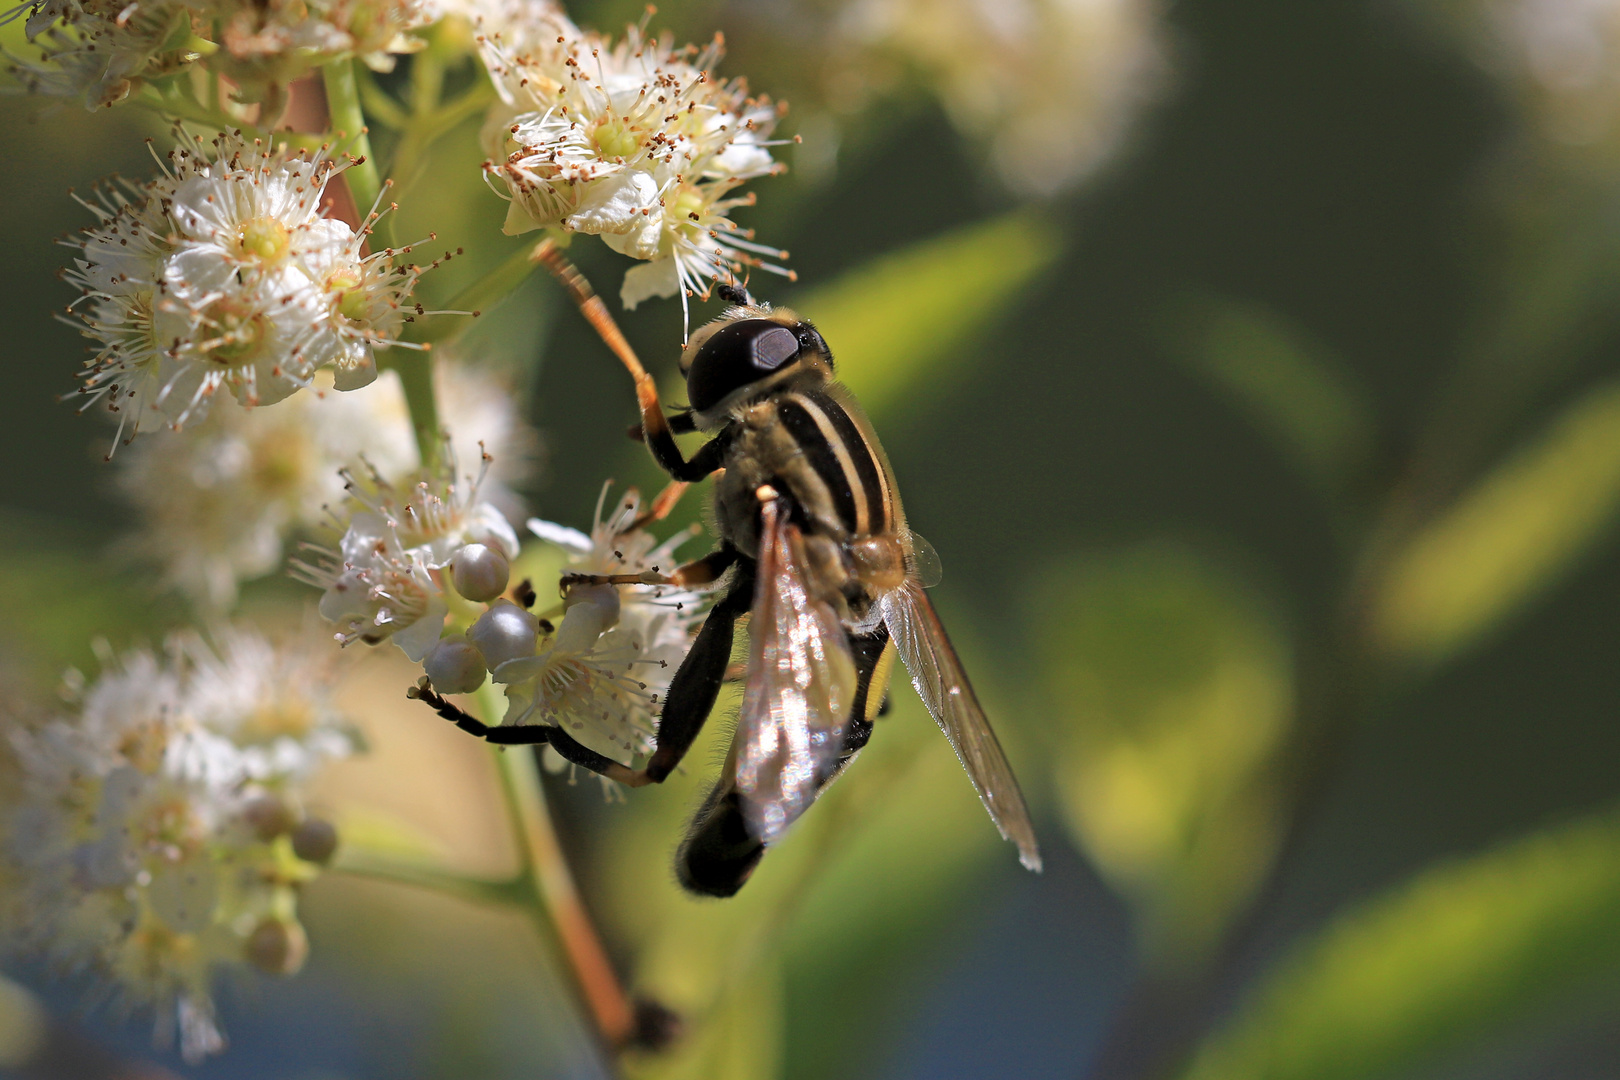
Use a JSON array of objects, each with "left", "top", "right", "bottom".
[
  {"left": 407, "top": 679, "right": 549, "bottom": 746},
  {"left": 407, "top": 679, "right": 649, "bottom": 784}
]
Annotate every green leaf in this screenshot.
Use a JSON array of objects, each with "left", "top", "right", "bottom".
[
  {"left": 1035, "top": 544, "right": 1293, "bottom": 965},
  {"left": 0, "top": 513, "right": 180, "bottom": 685},
  {"left": 1369, "top": 379, "right": 1620, "bottom": 665},
  {"left": 1160, "top": 295, "right": 1375, "bottom": 498},
  {"left": 796, "top": 211, "right": 1063, "bottom": 417},
  {"left": 1180, "top": 808, "right": 1620, "bottom": 1080}
]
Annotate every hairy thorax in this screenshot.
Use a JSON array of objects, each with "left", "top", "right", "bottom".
[{"left": 714, "top": 398, "right": 908, "bottom": 626}]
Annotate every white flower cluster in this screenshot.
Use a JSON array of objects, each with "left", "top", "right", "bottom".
[
  {"left": 4, "top": 0, "right": 431, "bottom": 109},
  {"left": 477, "top": 9, "right": 793, "bottom": 329},
  {"left": 841, "top": 0, "right": 1166, "bottom": 196},
  {"left": 508, "top": 484, "right": 706, "bottom": 766},
  {"left": 2, "top": 0, "right": 200, "bottom": 108},
  {"left": 1, "top": 628, "right": 358, "bottom": 1063},
  {"left": 1471, "top": 0, "right": 1620, "bottom": 147},
  {"left": 305, "top": 471, "right": 706, "bottom": 770},
  {"left": 116, "top": 361, "right": 532, "bottom": 610},
  {"left": 297, "top": 443, "right": 521, "bottom": 660},
  {"left": 65, "top": 128, "right": 435, "bottom": 448},
  {"left": 215, "top": 0, "right": 430, "bottom": 90}
]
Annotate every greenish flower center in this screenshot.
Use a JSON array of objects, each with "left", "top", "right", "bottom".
[
  {"left": 592, "top": 117, "right": 640, "bottom": 160},
  {"left": 204, "top": 300, "right": 267, "bottom": 365},
  {"left": 237, "top": 217, "right": 291, "bottom": 263},
  {"left": 325, "top": 267, "right": 369, "bottom": 321},
  {"left": 672, "top": 187, "right": 706, "bottom": 230}
]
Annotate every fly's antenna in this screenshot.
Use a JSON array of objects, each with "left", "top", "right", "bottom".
[
  {"left": 716, "top": 282, "right": 755, "bottom": 307},
  {"left": 532, "top": 237, "right": 651, "bottom": 384}
]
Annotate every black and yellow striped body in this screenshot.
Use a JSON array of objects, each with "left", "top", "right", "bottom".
[{"left": 713, "top": 381, "right": 910, "bottom": 627}]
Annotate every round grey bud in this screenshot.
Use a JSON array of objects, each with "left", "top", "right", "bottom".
[
  {"left": 245, "top": 917, "right": 309, "bottom": 976},
  {"left": 290, "top": 818, "right": 339, "bottom": 865},
  {"left": 452, "top": 542, "right": 511, "bottom": 603},
  {"left": 468, "top": 600, "right": 540, "bottom": 669},
  {"left": 242, "top": 795, "right": 297, "bottom": 842},
  {"left": 424, "top": 634, "right": 488, "bottom": 694}
]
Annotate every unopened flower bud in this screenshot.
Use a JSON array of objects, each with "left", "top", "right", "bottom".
[
  {"left": 242, "top": 795, "right": 298, "bottom": 842},
  {"left": 468, "top": 600, "right": 540, "bottom": 668},
  {"left": 290, "top": 818, "right": 339, "bottom": 865},
  {"left": 245, "top": 917, "right": 309, "bottom": 976},
  {"left": 424, "top": 635, "right": 488, "bottom": 694},
  {"left": 452, "top": 542, "right": 511, "bottom": 603}
]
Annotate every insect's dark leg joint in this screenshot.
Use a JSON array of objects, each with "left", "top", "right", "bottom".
[
  {"left": 408, "top": 679, "right": 494, "bottom": 737},
  {"left": 630, "top": 413, "right": 698, "bottom": 441},
  {"left": 482, "top": 725, "right": 553, "bottom": 746},
  {"left": 547, "top": 727, "right": 651, "bottom": 787},
  {"left": 669, "top": 544, "right": 739, "bottom": 589},
  {"left": 657, "top": 432, "right": 727, "bottom": 484},
  {"left": 646, "top": 563, "right": 755, "bottom": 782}
]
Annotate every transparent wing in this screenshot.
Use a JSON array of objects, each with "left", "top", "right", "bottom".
[
  {"left": 879, "top": 580, "right": 1042, "bottom": 871},
  {"left": 735, "top": 498, "right": 858, "bottom": 845},
  {"left": 905, "top": 531, "right": 943, "bottom": 589}
]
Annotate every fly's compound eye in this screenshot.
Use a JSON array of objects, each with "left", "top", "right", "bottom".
[{"left": 687, "top": 319, "right": 805, "bottom": 412}]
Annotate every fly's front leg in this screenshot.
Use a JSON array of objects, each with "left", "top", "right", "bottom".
[
  {"left": 534, "top": 238, "right": 719, "bottom": 483},
  {"left": 646, "top": 559, "right": 756, "bottom": 782}
]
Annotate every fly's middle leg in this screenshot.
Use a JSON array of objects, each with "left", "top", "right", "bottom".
[{"left": 560, "top": 544, "right": 738, "bottom": 592}]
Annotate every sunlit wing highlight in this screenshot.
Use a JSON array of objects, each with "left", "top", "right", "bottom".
[{"left": 735, "top": 498, "right": 858, "bottom": 844}]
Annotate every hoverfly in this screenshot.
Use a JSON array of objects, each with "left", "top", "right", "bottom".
[{"left": 417, "top": 244, "right": 1040, "bottom": 896}]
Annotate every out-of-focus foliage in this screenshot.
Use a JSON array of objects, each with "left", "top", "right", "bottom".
[
  {"left": 797, "top": 211, "right": 1061, "bottom": 416},
  {"left": 606, "top": 658, "right": 1021, "bottom": 1080},
  {"left": 1417, "top": 0, "right": 1620, "bottom": 155},
  {"left": 0, "top": 517, "right": 181, "bottom": 684},
  {"left": 1180, "top": 808, "right": 1620, "bottom": 1080},
  {"left": 1162, "top": 297, "right": 1376, "bottom": 502},
  {"left": 0, "top": 975, "right": 45, "bottom": 1069},
  {"left": 1036, "top": 546, "right": 1292, "bottom": 965},
  {"left": 1369, "top": 379, "right": 1620, "bottom": 665}
]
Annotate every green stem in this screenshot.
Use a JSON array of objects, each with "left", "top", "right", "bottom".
[
  {"left": 410, "top": 45, "right": 445, "bottom": 116},
  {"left": 331, "top": 846, "right": 526, "bottom": 908},
  {"left": 381, "top": 350, "right": 441, "bottom": 469},
  {"left": 355, "top": 66, "right": 411, "bottom": 131},
  {"left": 138, "top": 85, "right": 322, "bottom": 149},
  {"left": 390, "top": 83, "right": 496, "bottom": 200},
  {"left": 413, "top": 238, "right": 548, "bottom": 346},
  {"left": 321, "top": 59, "right": 382, "bottom": 215},
  {"left": 478, "top": 685, "right": 635, "bottom": 1048}
]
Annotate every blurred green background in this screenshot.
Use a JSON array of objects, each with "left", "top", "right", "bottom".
[{"left": 10, "top": 0, "right": 1620, "bottom": 1077}]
